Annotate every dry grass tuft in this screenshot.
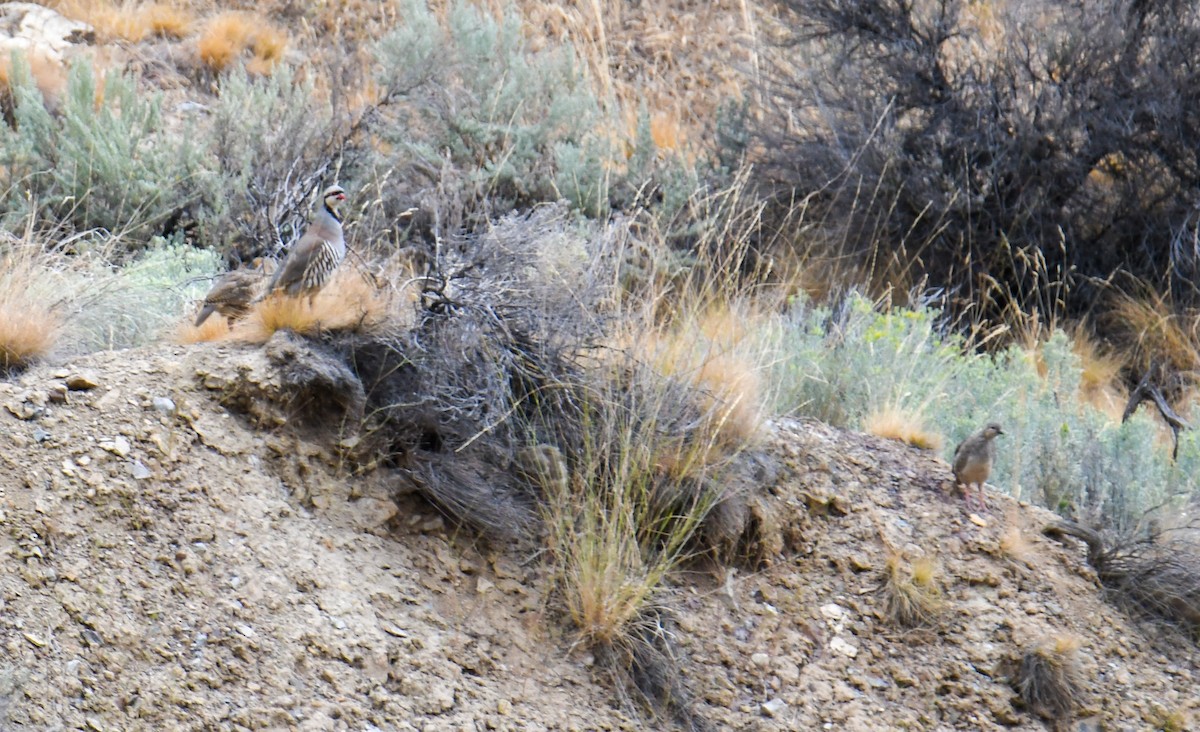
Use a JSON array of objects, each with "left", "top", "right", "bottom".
[
  {"left": 175, "top": 312, "right": 232, "bottom": 344},
  {"left": 0, "top": 248, "right": 64, "bottom": 373},
  {"left": 1069, "top": 326, "right": 1126, "bottom": 419},
  {"left": 878, "top": 553, "right": 943, "bottom": 629},
  {"left": 1016, "top": 635, "right": 1084, "bottom": 721},
  {"left": 234, "top": 269, "right": 392, "bottom": 343},
  {"left": 198, "top": 12, "right": 287, "bottom": 75},
  {"left": 637, "top": 304, "right": 767, "bottom": 481},
  {"left": 144, "top": 4, "right": 193, "bottom": 39},
  {"left": 48, "top": 1, "right": 190, "bottom": 43},
  {"left": 864, "top": 405, "right": 944, "bottom": 450},
  {"left": 0, "top": 300, "right": 61, "bottom": 374},
  {"left": 1107, "top": 289, "right": 1199, "bottom": 385}
]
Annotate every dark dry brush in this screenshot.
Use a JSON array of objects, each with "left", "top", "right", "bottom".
[
  {"left": 761, "top": 0, "right": 1200, "bottom": 325},
  {"left": 1044, "top": 519, "right": 1200, "bottom": 635},
  {"left": 1014, "top": 638, "right": 1084, "bottom": 721},
  {"left": 237, "top": 204, "right": 778, "bottom": 728}
]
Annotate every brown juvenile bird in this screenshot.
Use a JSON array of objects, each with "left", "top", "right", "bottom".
[
  {"left": 261, "top": 184, "right": 348, "bottom": 305},
  {"left": 952, "top": 422, "right": 1004, "bottom": 511},
  {"left": 194, "top": 258, "right": 275, "bottom": 328}
]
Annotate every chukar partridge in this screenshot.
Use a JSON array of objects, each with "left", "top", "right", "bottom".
[
  {"left": 195, "top": 258, "right": 275, "bottom": 328},
  {"left": 262, "top": 185, "right": 348, "bottom": 304},
  {"left": 952, "top": 422, "right": 1004, "bottom": 511}
]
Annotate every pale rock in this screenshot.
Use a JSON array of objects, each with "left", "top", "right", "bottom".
[
  {"left": 761, "top": 698, "right": 787, "bottom": 718},
  {"left": 830, "top": 636, "right": 858, "bottom": 658}
]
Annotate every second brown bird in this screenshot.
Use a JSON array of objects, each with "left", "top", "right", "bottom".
[{"left": 194, "top": 258, "right": 275, "bottom": 328}]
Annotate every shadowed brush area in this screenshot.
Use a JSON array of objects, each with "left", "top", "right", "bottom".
[
  {"left": 1045, "top": 520, "right": 1200, "bottom": 634},
  {"left": 273, "top": 205, "right": 778, "bottom": 726},
  {"left": 1014, "top": 636, "right": 1085, "bottom": 722}
]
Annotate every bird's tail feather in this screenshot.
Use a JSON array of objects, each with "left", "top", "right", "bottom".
[{"left": 194, "top": 304, "right": 217, "bottom": 328}]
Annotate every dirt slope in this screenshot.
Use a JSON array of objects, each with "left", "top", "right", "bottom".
[{"left": 1, "top": 342, "right": 1197, "bottom": 730}]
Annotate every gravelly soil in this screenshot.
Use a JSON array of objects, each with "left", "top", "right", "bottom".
[
  {"left": 0, "top": 344, "right": 635, "bottom": 731},
  {"left": 1, "top": 343, "right": 1197, "bottom": 731}
]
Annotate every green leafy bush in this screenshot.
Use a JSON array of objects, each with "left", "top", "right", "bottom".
[{"left": 57, "top": 239, "right": 222, "bottom": 354}]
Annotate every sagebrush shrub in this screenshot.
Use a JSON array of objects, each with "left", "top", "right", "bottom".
[
  {"left": 371, "top": 0, "right": 605, "bottom": 222},
  {"left": 197, "top": 66, "right": 340, "bottom": 260},
  {"left": 0, "top": 58, "right": 202, "bottom": 246},
  {"left": 767, "top": 293, "right": 1200, "bottom": 530}
]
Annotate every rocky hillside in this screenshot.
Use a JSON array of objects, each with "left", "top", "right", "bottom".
[{"left": 1, "top": 341, "right": 1196, "bottom": 730}]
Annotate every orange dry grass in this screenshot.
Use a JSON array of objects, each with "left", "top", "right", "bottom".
[
  {"left": 0, "top": 301, "right": 60, "bottom": 372},
  {"left": 0, "top": 254, "right": 62, "bottom": 372},
  {"left": 47, "top": 1, "right": 192, "bottom": 41},
  {"left": 633, "top": 304, "right": 767, "bottom": 481},
  {"left": 1108, "top": 289, "right": 1199, "bottom": 380},
  {"left": 144, "top": 4, "right": 193, "bottom": 39},
  {"left": 648, "top": 305, "right": 765, "bottom": 443},
  {"left": 1069, "top": 327, "right": 1126, "bottom": 420},
  {"left": 232, "top": 269, "right": 392, "bottom": 344},
  {"left": 174, "top": 312, "right": 230, "bottom": 344},
  {"left": 864, "top": 405, "right": 944, "bottom": 451},
  {"left": 198, "top": 12, "right": 287, "bottom": 74}
]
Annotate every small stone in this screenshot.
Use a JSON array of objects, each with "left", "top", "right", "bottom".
[
  {"left": 761, "top": 698, "right": 787, "bottom": 718},
  {"left": 968, "top": 513, "right": 988, "bottom": 527},
  {"left": 100, "top": 437, "right": 131, "bottom": 458},
  {"left": 236, "top": 624, "right": 254, "bottom": 638},
  {"left": 820, "top": 603, "right": 847, "bottom": 621},
  {"left": 751, "top": 652, "right": 770, "bottom": 668},
  {"left": 22, "top": 632, "right": 47, "bottom": 648},
  {"left": 47, "top": 384, "right": 69, "bottom": 404},
  {"left": 152, "top": 397, "right": 176, "bottom": 416},
  {"left": 497, "top": 699, "right": 512, "bottom": 716},
  {"left": 476, "top": 578, "right": 495, "bottom": 594},
  {"left": 33, "top": 427, "right": 50, "bottom": 443},
  {"left": 421, "top": 516, "right": 445, "bottom": 533},
  {"left": 81, "top": 629, "right": 102, "bottom": 647},
  {"left": 6, "top": 401, "right": 41, "bottom": 420},
  {"left": 130, "top": 461, "right": 152, "bottom": 480},
  {"left": 829, "top": 637, "right": 858, "bottom": 658},
  {"left": 66, "top": 373, "right": 99, "bottom": 390}
]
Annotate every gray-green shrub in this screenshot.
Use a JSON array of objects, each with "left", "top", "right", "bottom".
[
  {"left": 0, "top": 57, "right": 202, "bottom": 245},
  {"left": 767, "top": 293, "right": 1198, "bottom": 531}
]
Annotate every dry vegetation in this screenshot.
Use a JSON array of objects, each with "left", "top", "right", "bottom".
[
  {"left": 0, "top": 249, "right": 63, "bottom": 372},
  {"left": 865, "top": 405, "right": 944, "bottom": 451},
  {"left": 878, "top": 553, "right": 943, "bottom": 629},
  {"left": 3, "top": 0, "right": 1200, "bottom": 727},
  {"left": 1015, "top": 636, "right": 1085, "bottom": 721},
  {"left": 196, "top": 11, "right": 287, "bottom": 75}
]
